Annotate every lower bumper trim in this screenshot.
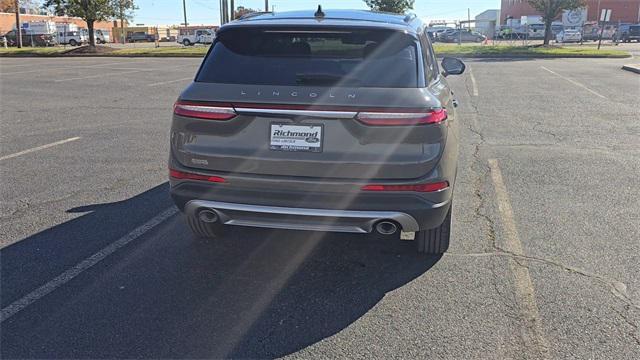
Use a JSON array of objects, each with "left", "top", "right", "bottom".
[{"left": 184, "top": 200, "right": 420, "bottom": 234}]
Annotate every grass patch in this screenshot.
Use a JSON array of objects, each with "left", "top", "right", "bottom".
[
  {"left": 1, "top": 44, "right": 630, "bottom": 58},
  {"left": 109, "top": 46, "right": 208, "bottom": 57},
  {"left": 433, "top": 44, "right": 630, "bottom": 58},
  {"left": 0, "top": 45, "right": 209, "bottom": 57},
  {"left": 0, "top": 47, "right": 67, "bottom": 56}
]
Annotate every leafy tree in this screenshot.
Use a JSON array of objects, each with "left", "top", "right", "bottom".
[
  {"left": 234, "top": 6, "right": 257, "bottom": 19},
  {"left": 363, "top": 0, "right": 414, "bottom": 14},
  {"left": 527, "top": 0, "right": 585, "bottom": 45},
  {"left": 0, "top": 0, "right": 15, "bottom": 12},
  {"left": 43, "top": 0, "right": 135, "bottom": 48}
]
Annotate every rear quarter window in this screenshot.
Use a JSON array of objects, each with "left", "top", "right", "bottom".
[{"left": 196, "top": 27, "right": 419, "bottom": 88}]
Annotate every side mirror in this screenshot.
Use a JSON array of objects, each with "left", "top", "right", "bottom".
[{"left": 441, "top": 57, "right": 466, "bottom": 76}]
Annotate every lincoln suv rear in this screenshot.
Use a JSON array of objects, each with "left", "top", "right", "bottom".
[{"left": 169, "top": 9, "right": 466, "bottom": 254}]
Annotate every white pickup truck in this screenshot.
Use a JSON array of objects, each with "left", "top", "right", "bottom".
[{"left": 177, "top": 28, "right": 215, "bottom": 46}]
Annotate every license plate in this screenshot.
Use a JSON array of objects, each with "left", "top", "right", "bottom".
[{"left": 270, "top": 124, "right": 323, "bottom": 153}]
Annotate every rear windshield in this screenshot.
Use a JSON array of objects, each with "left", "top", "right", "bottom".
[{"left": 196, "top": 27, "right": 419, "bottom": 88}]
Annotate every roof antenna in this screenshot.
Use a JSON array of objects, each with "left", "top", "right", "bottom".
[{"left": 314, "top": 5, "right": 325, "bottom": 18}]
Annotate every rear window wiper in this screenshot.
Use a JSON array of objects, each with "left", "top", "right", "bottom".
[{"left": 295, "top": 73, "right": 361, "bottom": 86}]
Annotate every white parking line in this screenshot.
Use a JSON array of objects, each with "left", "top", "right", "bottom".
[
  {"left": 469, "top": 67, "right": 479, "bottom": 96},
  {"left": 0, "top": 206, "right": 178, "bottom": 323},
  {"left": 0, "top": 137, "right": 81, "bottom": 161},
  {"left": 540, "top": 66, "right": 607, "bottom": 99},
  {"left": 54, "top": 69, "right": 150, "bottom": 82},
  {"left": 488, "top": 159, "right": 550, "bottom": 357},
  {"left": 147, "top": 77, "right": 193, "bottom": 87}
]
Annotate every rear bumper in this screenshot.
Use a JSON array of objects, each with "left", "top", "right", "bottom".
[
  {"left": 171, "top": 177, "right": 453, "bottom": 232},
  {"left": 185, "top": 200, "right": 420, "bottom": 233}
]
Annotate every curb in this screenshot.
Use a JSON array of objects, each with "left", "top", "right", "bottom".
[
  {"left": 437, "top": 53, "right": 632, "bottom": 59},
  {"left": 621, "top": 64, "right": 640, "bottom": 74}
]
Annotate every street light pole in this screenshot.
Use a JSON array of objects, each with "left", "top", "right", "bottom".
[
  {"left": 14, "top": 0, "right": 22, "bottom": 48},
  {"left": 182, "top": 0, "right": 188, "bottom": 26},
  {"left": 265, "top": 0, "right": 268, "bottom": 12}
]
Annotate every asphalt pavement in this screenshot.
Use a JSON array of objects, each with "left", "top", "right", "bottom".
[{"left": 0, "top": 56, "right": 639, "bottom": 359}]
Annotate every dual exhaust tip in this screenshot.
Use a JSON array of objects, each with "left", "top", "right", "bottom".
[
  {"left": 198, "top": 209, "right": 219, "bottom": 223},
  {"left": 198, "top": 208, "right": 399, "bottom": 235},
  {"left": 375, "top": 221, "right": 398, "bottom": 235}
]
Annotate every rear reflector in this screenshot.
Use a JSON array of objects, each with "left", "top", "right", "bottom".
[
  {"left": 173, "top": 101, "right": 237, "bottom": 120},
  {"left": 169, "top": 169, "right": 226, "bottom": 183},
  {"left": 356, "top": 108, "right": 447, "bottom": 126},
  {"left": 361, "top": 181, "right": 449, "bottom": 192}
]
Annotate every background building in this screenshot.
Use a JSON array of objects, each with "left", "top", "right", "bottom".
[
  {"left": 500, "top": 0, "right": 640, "bottom": 24},
  {"left": 475, "top": 9, "right": 501, "bottom": 38},
  {"left": 0, "top": 12, "right": 113, "bottom": 35}
]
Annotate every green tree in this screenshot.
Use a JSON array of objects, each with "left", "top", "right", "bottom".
[
  {"left": 234, "top": 6, "right": 257, "bottom": 19},
  {"left": 527, "top": 0, "right": 585, "bottom": 45},
  {"left": 363, "top": 0, "right": 414, "bottom": 14},
  {"left": 44, "top": 0, "right": 135, "bottom": 48}
]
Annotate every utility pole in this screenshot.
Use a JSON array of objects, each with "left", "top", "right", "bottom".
[
  {"left": 468, "top": 8, "right": 470, "bottom": 29},
  {"left": 230, "top": 0, "right": 234, "bottom": 20},
  {"left": 182, "top": 0, "right": 188, "bottom": 26},
  {"left": 265, "top": 0, "right": 268, "bottom": 12},
  {"left": 14, "top": 0, "right": 22, "bottom": 48}
]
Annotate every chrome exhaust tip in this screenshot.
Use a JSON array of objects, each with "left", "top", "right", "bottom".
[
  {"left": 198, "top": 209, "right": 219, "bottom": 223},
  {"left": 376, "top": 221, "right": 398, "bottom": 235}
]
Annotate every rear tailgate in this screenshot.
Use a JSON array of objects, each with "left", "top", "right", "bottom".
[{"left": 171, "top": 26, "right": 447, "bottom": 181}]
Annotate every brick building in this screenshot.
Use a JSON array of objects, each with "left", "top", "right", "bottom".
[
  {"left": 500, "top": 0, "right": 640, "bottom": 24},
  {"left": 0, "top": 12, "right": 113, "bottom": 35}
]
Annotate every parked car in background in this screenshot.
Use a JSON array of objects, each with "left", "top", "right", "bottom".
[
  {"left": 3, "top": 29, "right": 56, "bottom": 46},
  {"left": 556, "top": 29, "right": 582, "bottom": 43},
  {"left": 127, "top": 32, "right": 156, "bottom": 42},
  {"left": 95, "top": 29, "right": 110, "bottom": 44},
  {"left": 617, "top": 25, "right": 640, "bottom": 42},
  {"left": 57, "top": 30, "right": 87, "bottom": 46},
  {"left": 177, "top": 28, "right": 215, "bottom": 46},
  {"left": 438, "top": 29, "right": 486, "bottom": 43}
]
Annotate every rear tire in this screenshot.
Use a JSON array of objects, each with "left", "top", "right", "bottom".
[
  {"left": 186, "top": 214, "right": 224, "bottom": 239},
  {"left": 69, "top": 39, "right": 77, "bottom": 46},
  {"left": 416, "top": 206, "right": 451, "bottom": 254}
]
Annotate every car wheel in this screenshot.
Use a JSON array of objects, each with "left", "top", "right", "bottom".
[
  {"left": 186, "top": 214, "right": 224, "bottom": 239},
  {"left": 416, "top": 205, "right": 451, "bottom": 254},
  {"left": 69, "top": 39, "right": 77, "bottom": 46},
  {"left": 183, "top": 39, "right": 191, "bottom": 46}
]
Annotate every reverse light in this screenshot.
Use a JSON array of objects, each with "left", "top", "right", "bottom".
[
  {"left": 356, "top": 108, "right": 447, "bottom": 126},
  {"left": 361, "top": 181, "right": 449, "bottom": 192},
  {"left": 173, "top": 101, "right": 237, "bottom": 120},
  {"left": 169, "top": 169, "right": 226, "bottom": 183}
]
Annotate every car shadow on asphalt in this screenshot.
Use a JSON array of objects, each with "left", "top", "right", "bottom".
[{"left": 1, "top": 183, "right": 441, "bottom": 359}]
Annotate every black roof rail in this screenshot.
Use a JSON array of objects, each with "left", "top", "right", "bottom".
[
  {"left": 238, "top": 11, "right": 273, "bottom": 20},
  {"left": 404, "top": 13, "right": 417, "bottom": 23}
]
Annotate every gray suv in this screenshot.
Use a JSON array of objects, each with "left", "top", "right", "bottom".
[{"left": 169, "top": 9, "right": 465, "bottom": 254}]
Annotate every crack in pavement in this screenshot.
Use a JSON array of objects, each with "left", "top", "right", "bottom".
[{"left": 446, "top": 250, "right": 640, "bottom": 311}]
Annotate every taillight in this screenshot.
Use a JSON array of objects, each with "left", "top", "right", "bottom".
[
  {"left": 356, "top": 108, "right": 447, "bottom": 126},
  {"left": 169, "top": 169, "right": 226, "bottom": 183},
  {"left": 361, "top": 181, "right": 449, "bottom": 192},
  {"left": 173, "top": 101, "right": 237, "bottom": 121}
]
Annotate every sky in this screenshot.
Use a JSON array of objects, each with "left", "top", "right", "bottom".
[{"left": 132, "top": 0, "right": 499, "bottom": 26}]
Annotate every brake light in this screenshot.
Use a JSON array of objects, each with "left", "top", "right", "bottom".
[
  {"left": 361, "top": 181, "right": 449, "bottom": 192},
  {"left": 169, "top": 169, "right": 226, "bottom": 183},
  {"left": 173, "top": 101, "right": 237, "bottom": 120},
  {"left": 356, "top": 108, "right": 447, "bottom": 126}
]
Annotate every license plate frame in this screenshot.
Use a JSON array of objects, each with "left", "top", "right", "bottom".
[{"left": 269, "top": 123, "right": 324, "bottom": 153}]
